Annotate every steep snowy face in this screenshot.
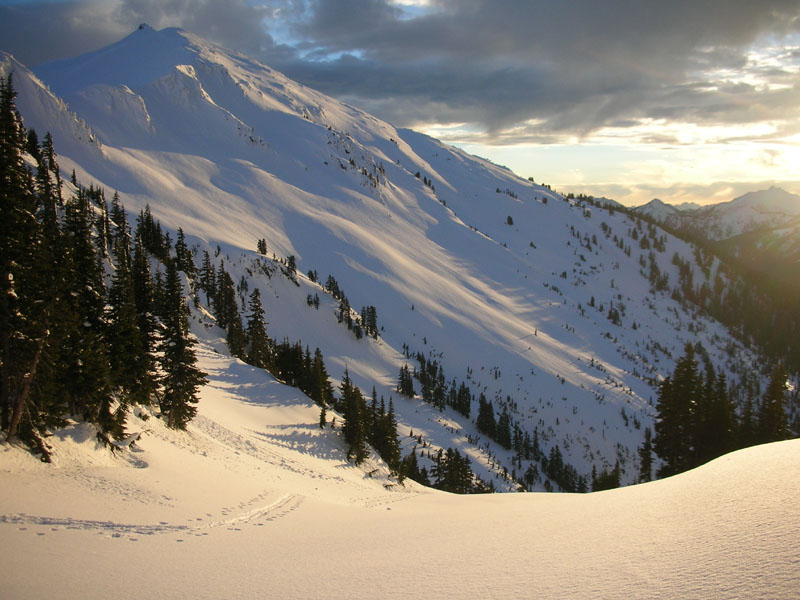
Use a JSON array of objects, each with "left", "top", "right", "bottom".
[
  {"left": 13, "top": 26, "right": 767, "bottom": 488},
  {"left": 34, "top": 25, "right": 198, "bottom": 94},
  {"left": 35, "top": 25, "right": 397, "bottom": 151},
  {"left": 0, "top": 52, "right": 101, "bottom": 162}
]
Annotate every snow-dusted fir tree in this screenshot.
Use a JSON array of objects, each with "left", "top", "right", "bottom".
[
  {"left": 246, "top": 288, "right": 270, "bottom": 369},
  {"left": 158, "top": 259, "right": 207, "bottom": 429}
]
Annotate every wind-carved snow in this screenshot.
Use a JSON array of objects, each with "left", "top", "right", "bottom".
[{"left": 70, "top": 83, "right": 155, "bottom": 141}]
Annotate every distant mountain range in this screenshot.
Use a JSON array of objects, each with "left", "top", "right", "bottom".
[
  {"left": 634, "top": 187, "right": 800, "bottom": 243},
  {"left": 633, "top": 186, "right": 800, "bottom": 293}
]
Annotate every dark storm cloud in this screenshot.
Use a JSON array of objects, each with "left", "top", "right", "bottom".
[
  {"left": 1, "top": 0, "right": 798, "bottom": 141},
  {"left": 113, "top": 0, "right": 279, "bottom": 58},
  {"left": 271, "top": 0, "right": 800, "bottom": 139},
  {"left": 0, "top": 2, "right": 129, "bottom": 66},
  {"left": 0, "top": 0, "right": 283, "bottom": 65}
]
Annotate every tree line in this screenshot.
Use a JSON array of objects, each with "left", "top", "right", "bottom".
[
  {"left": 398, "top": 351, "right": 588, "bottom": 492},
  {"left": 0, "top": 75, "right": 205, "bottom": 460},
  {"left": 648, "top": 343, "right": 793, "bottom": 479}
]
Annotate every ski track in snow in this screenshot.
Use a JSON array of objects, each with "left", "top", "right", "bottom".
[{"left": 0, "top": 493, "right": 304, "bottom": 541}]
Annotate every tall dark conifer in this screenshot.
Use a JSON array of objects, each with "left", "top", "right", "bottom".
[
  {"left": 0, "top": 76, "right": 63, "bottom": 450},
  {"left": 61, "top": 188, "right": 120, "bottom": 441},
  {"left": 107, "top": 223, "right": 153, "bottom": 407},
  {"left": 158, "top": 259, "right": 207, "bottom": 429},
  {"left": 654, "top": 344, "right": 698, "bottom": 477},
  {"left": 214, "top": 267, "right": 245, "bottom": 357},
  {"left": 308, "top": 347, "right": 333, "bottom": 407},
  {"left": 198, "top": 250, "right": 216, "bottom": 305},
  {"left": 476, "top": 393, "right": 496, "bottom": 439},
  {"left": 758, "top": 365, "right": 789, "bottom": 444},
  {"left": 245, "top": 288, "right": 270, "bottom": 369},
  {"left": 339, "top": 369, "right": 368, "bottom": 463},
  {"left": 174, "top": 227, "right": 195, "bottom": 279},
  {"left": 396, "top": 364, "right": 415, "bottom": 398},
  {"left": 638, "top": 427, "right": 653, "bottom": 483}
]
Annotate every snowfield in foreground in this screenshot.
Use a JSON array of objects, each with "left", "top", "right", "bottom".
[{"left": 1, "top": 335, "right": 798, "bottom": 598}]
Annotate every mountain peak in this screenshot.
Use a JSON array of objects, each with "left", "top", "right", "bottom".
[
  {"left": 729, "top": 186, "right": 800, "bottom": 214},
  {"left": 35, "top": 25, "right": 197, "bottom": 96},
  {"left": 633, "top": 197, "right": 678, "bottom": 221}
]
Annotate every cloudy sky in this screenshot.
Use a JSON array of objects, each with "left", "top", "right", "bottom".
[{"left": 1, "top": 0, "right": 799, "bottom": 205}]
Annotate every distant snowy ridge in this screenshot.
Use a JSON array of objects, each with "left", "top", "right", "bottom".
[
  {"left": 634, "top": 186, "right": 800, "bottom": 241},
  {"left": 633, "top": 198, "right": 679, "bottom": 222}
]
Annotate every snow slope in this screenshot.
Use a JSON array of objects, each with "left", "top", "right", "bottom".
[
  {"left": 1, "top": 336, "right": 798, "bottom": 598},
  {"left": 0, "top": 26, "right": 770, "bottom": 487}
]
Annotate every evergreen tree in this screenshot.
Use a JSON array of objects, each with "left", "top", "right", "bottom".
[
  {"left": 198, "top": 250, "right": 216, "bottom": 305},
  {"left": 638, "top": 427, "right": 653, "bottom": 483},
  {"left": 707, "top": 371, "right": 736, "bottom": 459},
  {"left": 286, "top": 255, "right": 297, "bottom": 280},
  {"left": 476, "top": 393, "right": 496, "bottom": 439},
  {"left": 360, "top": 305, "right": 378, "bottom": 338},
  {"left": 174, "top": 227, "right": 195, "bottom": 279},
  {"left": 61, "top": 188, "right": 120, "bottom": 441},
  {"left": 245, "top": 288, "right": 270, "bottom": 369},
  {"left": 454, "top": 381, "right": 471, "bottom": 418},
  {"left": 214, "top": 267, "right": 245, "bottom": 358},
  {"left": 158, "top": 259, "right": 207, "bottom": 429},
  {"left": 307, "top": 347, "right": 333, "bottom": 407},
  {"left": 738, "top": 386, "right": 758, "bottom": 448},
  {"left": 339, "top": 369, "right": 368, "bottom": 463},
  {"left": 130, "top": 233, "right": 159, "bottom": 404},
  {"left": 1, "top": 74, "right": 42, "bottom": 438},
  {"left": 272, "top": 339, "right": 304, "bottom": 387},
  {"left": 592, "top": 461, "right": 621, "bottom": 491},
  {"left": 758, "top": 365, "right": 789, "bottom": 443},
  {"left": 431, "top": 447, "right": 476, "bottom": 493},
  {"left": 396, "top": 364, "right": 415, "bottom": 397},
  {"left": 383, "top": 399, "right": 402, "bottom": 473},
  {"left": 41, "top": 132, "right": 62, "bottom": 205},
  {"left": 107, "top": 233, "right": 150, "bottom": 407},
  {"left": 496, "top": 407, "right": 512, "bottom": 449},
  {"left": 400, "top": 447, "right": 430, "bottom": 486},
  {"left": 93, "top": 186, "right": 111, "bottom": 258},
  {"left": 653, "top": 344, "right": 698, "bottom": 477}
]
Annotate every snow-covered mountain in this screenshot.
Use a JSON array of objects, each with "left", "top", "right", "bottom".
[
  {"left": 636, "top": 187, "right": 800, "bottom": 242},
  {"left": 633, "top": 198, "right": 680, "bottom": 222},
  {"left": 0, "top": 26, "right": 772, "bottom": 489}
]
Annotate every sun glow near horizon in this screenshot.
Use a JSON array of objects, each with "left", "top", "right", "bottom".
[{"left": 424, "top": 118, "right": 800, "bottom": 207}]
